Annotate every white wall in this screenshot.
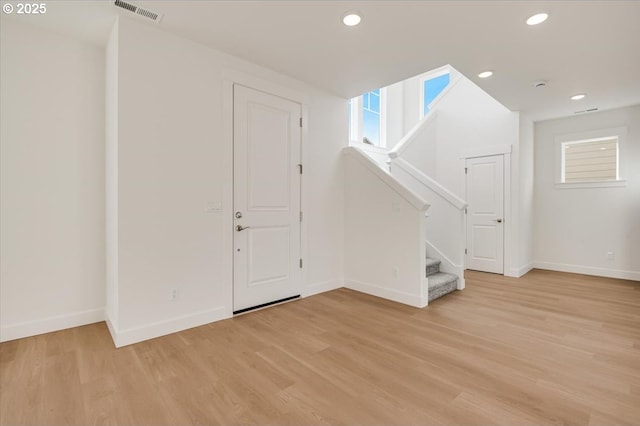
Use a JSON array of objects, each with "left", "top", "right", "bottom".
[
  {"left": 402, "top": 73, "right": 422, "bottom": 136},
  {"left": 0, "top": 19, "right": 106, "bottom": 341},
  {"left": 108, "top": 18, "right": 346, "bottom": 346},
  {"left": 105, "top": 20, "right": 119, "bottom": 330},
  {"left": 385, "top": 82, "right": 404, "bottom": 148},
  {"left": 402, "top": 77, "right": 519, "bottom": 198},
  {"left": 391, "top": 74, "right": 524, "bottom": 276},
  {"left": 390, "top": 159, "right": 466, "bottom": 289},
  {"left": 534, "top": 105, "right": 640, "bottom": 280},
  {"left": 518, "top": 115, "right": 535, "bottom": 275},
  {"left": 344, "top": 149, "right": 428, "bottom": 307}
]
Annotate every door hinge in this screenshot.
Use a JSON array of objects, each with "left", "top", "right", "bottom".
[
  {"left": 464, "top": 208, "right": 467, "bottom": 214},
  {"left": 299, "top": 258, "right": 303, "bottom": 268},
  {"left": 299, "top": 211, "right": 303, "bottom": 222},
  {"left": 299, "top": 117, "right": 303, "bottom": 128},
  {"left": 298, "top": 164, "right": 303, "bottom": 174},
  {"left": 465, "top": 248, "right": 468, "bottom": 255},
  {"left": 464, "top": 167, "right": 468, "bottom": 174}
]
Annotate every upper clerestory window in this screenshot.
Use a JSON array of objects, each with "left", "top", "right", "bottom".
[{"left": 421, "top": 72, "right": 450, "bottom": 117}]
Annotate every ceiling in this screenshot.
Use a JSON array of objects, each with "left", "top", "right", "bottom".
[{"left": 5, "top": 0, "right": 640, "bottom": 121}]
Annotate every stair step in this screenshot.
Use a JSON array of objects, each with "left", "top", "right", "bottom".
[
  {"left": 428, "top": 272, "right": 458, "bottom": 303},
  {"left": 425, "top": 257, "right": 441, "bottom": 277}
]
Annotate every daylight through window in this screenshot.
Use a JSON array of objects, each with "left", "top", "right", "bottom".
[
  {"left": 422, "top": 73, "right": 450, "bottom": 116},
  {"left": 349, "top": 88, "right": 385, "bottom": 147}
]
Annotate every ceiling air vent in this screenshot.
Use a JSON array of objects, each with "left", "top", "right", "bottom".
[
  {"left": 114, "top": 0, "right": 163, "bottom": 23},
  {"left": 574, "top": 108, "right": 599, "bottom": 115}
]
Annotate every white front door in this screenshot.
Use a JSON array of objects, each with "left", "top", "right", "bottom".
[
  {"left": 466, "top": 155, "right": 504, "bottom": 274},
  {"left": 233, "top": 84, "right": 302, "bottom": 313}
]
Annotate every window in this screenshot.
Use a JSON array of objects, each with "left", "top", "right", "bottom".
[
  {"left": 348, "top": 98, "right": 355, "bottom": 141},
  {"left": 349, "top": 88, "right": 386, "bottom": 147},
  {"left": 421, "top": 72, "right": 450, "bottom": 117},
  {"left": 362, "top": 89, "right": 381, "bottom": 145},
  {"left": 561, "top": 137, "right": 618, "bottom": 183},
  {"left": 555, "top": 126, "right": 627, "bottom": 188}
]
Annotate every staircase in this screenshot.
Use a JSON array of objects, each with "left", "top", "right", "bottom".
[{"left": 426, "top": 257, "right": 458, "bottom": 302}]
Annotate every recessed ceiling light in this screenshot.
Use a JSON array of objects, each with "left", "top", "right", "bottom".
[
  {"left": 342, "top": 12, "right": 362, "bottom": 27},
  {"left": 526, "top": 13, "right": 549, "bottom": 26},
  {"left": 478, "top": 71, "right": 493, "bottom": 79},
  {"left": 571, "top": 93, "right": 586, "bottom": 100}
]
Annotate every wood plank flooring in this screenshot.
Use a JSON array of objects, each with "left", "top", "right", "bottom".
[{"left": 1, "top": 269, "right": 639, "bottom": 425}]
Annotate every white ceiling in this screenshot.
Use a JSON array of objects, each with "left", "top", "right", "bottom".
[{"left": 6, "top": 0, "right": 640, "bottom": 121}]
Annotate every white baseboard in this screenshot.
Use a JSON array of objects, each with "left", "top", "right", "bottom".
[
  {"left": 0, "top": 308, "right": 105, "bottom": 343},
  {"left": 105, "top": 314, "right": 118, "bottom": 347},
  {"left": 457, "top": 277, "right": 466, "bottom": 290},
  {"left": 533, "top": 261, "right": 640, "bottom": 281},
  {"left": 344, "top": 279, "right": 427, "bottom": 308},
  {"left": 519, "top": 263, "right": 534, "bottom": 277},
  {"left": 301, "top": 279, "right": 343, "bottom": 298},
  {"left": 108, "top": 306, "right": 229, "bottom": 348},
  {"left": 506, "top": 263, "right": 534, "bottom": 278}
]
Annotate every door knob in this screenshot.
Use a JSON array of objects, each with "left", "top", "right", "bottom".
[
  {"left": 236, "top": 225, "right": 251, "bottom": 232},
  {"left": 493, "top": 219, "right": 503, "bottom": 223}
]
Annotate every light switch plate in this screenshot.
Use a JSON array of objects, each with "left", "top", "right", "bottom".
[{"left": 206, "top": 201, "right": 222, "bottom": 213}]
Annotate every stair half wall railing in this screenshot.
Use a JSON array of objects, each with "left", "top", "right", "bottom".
[
  {"left": 343, "top": 147, "right": 433, "bottom": 307},
  {"left": 389, "top": 158, "right": 467, "bottom": 290}
]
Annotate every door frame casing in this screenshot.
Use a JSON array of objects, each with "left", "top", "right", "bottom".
[
  {"left": 461, "top": 145, "right": 512, "bottom": 277},
  {"left": 222, "top": 70, "right": 309, "bottom": 317}
]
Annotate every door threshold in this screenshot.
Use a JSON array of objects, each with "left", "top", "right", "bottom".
[{"left": 233, "top": 295, "right": 300, "bottom": 315}]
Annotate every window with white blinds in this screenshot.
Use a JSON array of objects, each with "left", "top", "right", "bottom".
[{"left": 561, "top": 137, "right": 618, "bottom": 183}]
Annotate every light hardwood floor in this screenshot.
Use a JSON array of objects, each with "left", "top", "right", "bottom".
[{"left": 1, "top": 269, "right": 639, "bottom": 425}]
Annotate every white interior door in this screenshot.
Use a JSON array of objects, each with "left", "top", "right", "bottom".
[
  {"left": 233, "top": 84, "right": 302, "bottom": 313},
  {"left": 466, "top": 155, "right": 504, "bottom": 274}
]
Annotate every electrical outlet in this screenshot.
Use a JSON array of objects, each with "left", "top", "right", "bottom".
[
  {"left": 171, "top": 288, "right": 180, "bottom": 301},
  {"left": 607, "top": 252, "right": 614, "bottom": 261}
]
